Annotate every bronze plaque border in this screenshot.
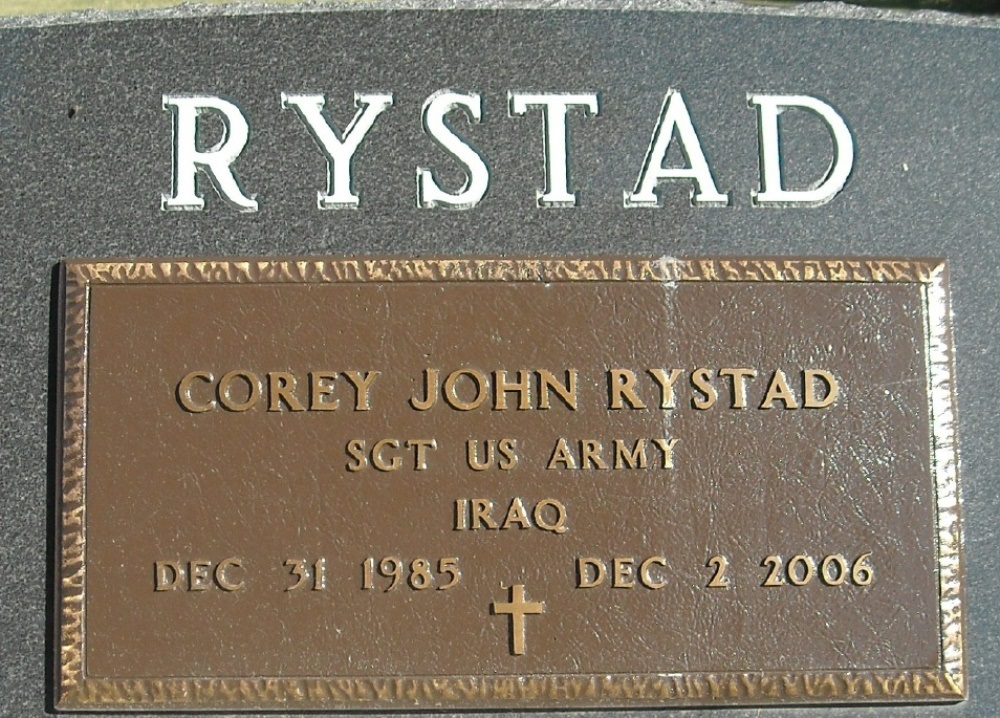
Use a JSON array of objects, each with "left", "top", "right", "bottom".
[{"left": 55, "top": 257, "right": 965, "bottom": 710}]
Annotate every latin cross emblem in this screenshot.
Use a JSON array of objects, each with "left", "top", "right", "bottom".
[{"left": 491, "top": 583, "right": 545, "bottom": 656}]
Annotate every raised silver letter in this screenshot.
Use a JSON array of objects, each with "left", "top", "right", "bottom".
[
  {"left": 508, "top": 92, "right": 600, "bottom": 207},
  {"left": 749, "top": 94, "right": 854, "bottom": 206},
  {"left": 624, "top": 90, "right": 729, "bottom": 208},
  {"left": 282, "top": 92, "right": 394, "bottom": 209},
  {"left": 161, "top": 95, "right": 257, "bottom": 212},
  {"left": 417, "top": 90, "right": 490, "bottom": 209}
]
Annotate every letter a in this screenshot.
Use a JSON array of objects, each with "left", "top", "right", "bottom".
[{"left": 624, "top": 89, "right": 729, "bottom": 208}]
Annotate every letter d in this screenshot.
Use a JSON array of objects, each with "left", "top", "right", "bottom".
[
  {"left": 577, "top": 558, "right": 606, "bottom": 588},
  {"left": 749, "top": 94, "right": 854, "bottom": 207},
  {"left": 154, "top": 561, "right": 183, "bottom": 591},
  {"left": 804, "top": 369, "right": 840, "bottom": 408}
]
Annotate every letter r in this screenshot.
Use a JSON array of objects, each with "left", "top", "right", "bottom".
[{"left": 162, "top": 95, "right": 258, "bottom": 212}]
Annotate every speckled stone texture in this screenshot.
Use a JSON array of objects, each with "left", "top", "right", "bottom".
[{"left": 0, "top": 2, "right": 997, "bottom": 717}]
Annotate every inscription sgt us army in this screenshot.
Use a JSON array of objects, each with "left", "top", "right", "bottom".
[{"left": 56, "top": 257, "right": 964, "bottom": 711}]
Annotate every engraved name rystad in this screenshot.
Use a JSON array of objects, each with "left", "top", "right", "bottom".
[{"left": 161, "top": 92, "right": 854, "bottom": 212}]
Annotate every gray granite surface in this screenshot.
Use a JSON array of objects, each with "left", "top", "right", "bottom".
[{"left": 0, "top": 2, "right": 998, "bottom": 716}]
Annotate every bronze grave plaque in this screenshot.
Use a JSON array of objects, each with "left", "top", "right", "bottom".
[{"left": 55, "top": 257, "right": 964, "bottom": 711}]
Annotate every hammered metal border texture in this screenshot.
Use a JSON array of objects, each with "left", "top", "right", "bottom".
[{"left": 56, "top": 257, "right": 965, "bottom": 711}]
